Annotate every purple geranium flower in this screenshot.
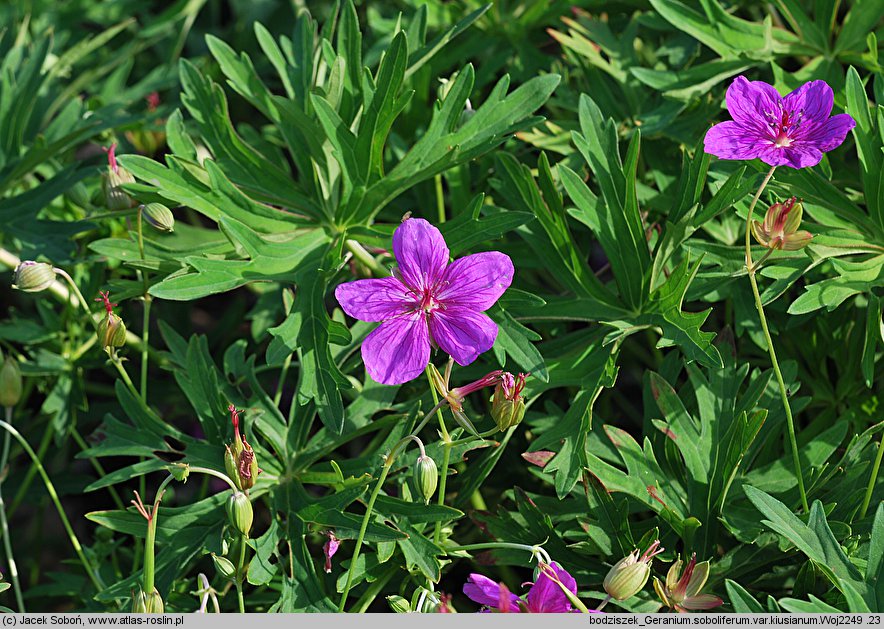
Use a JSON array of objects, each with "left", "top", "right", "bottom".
[
  {"left": 704, "top": 76, "right": 855, "bottom": 169},
  {"left": 463, "top": 563, "right": 579, "bottom": 613},
  {"left": 335, "top": 218, "right": 513, "bottom": 385}
]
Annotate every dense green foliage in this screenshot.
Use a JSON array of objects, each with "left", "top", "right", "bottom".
[{"left": 0, "top": 0, "right": 883, "bottom": 614}]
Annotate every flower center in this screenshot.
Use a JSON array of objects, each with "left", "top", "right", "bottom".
[
  {"left": 418, "top": 289, "right": 438, "bottom": 313},
  {"left": 766, "top": 106, "right": 803, "bottom": 148}
]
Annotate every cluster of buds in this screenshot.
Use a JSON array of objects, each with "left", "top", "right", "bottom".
[
  {"left": 427, "top": 365, "right": 505, "bottom": 435},
  {"left": 223, "top": 405, "right": 260, "bottom": 492},
  {"left": 491, "top": 372, "right": 528, "bottom": 431},
  {"left": 653, "top": 553, "right": 723, "bottom": 612},
  {"left": 12, "top": 261, "right": 56, "bottom": 293},
  {"left": 95, "top": 291, "right": 127, "bottom": 351},
  {"left": 603, "top": 540, "right": 664, "bottom": 601},
  {"left": 751, "top": 197, "right": 812, "bottom": 251},
  {"left": 0, "top": 350, "right": 22, "bottom": 408},
  {"left": 102, "top": 143, "right": 137, "bottom": 210}
]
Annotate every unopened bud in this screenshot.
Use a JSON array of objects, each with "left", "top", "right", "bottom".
[
  {"left": 604, "top": 557, "right": 650, "bottom": 601},
  {"left": 141, "top": 203, "right": 174, "bottom": 233},
  {"left": 226, "top": 491, "right": 253, "bottom": 537},
  {"left": 490, "top": 373, "right": 528, "bottom": 432},
  {"left": 145, "top": 589, "right": 164, "bottom": 613},
  {"left": 0, "top": 354, "right": 22, "bottom": 407},
  {"left": 103, "top": 143, "right": 137, "bottom": 210},
  {"left": 211, "top": 553, "right": 237, "bottom": 581},
  {"left": 414, "top": 454, "right": 438, "bottom": 505},
  {"left": 12, "top": 261, "right": 56, "bottom": 293},
  {"left": 387, "top": 595, "right": 411, "bottom": 613},
  {"left": 603, "top": 540, "right": 663, "bottom": 601},
  {"left": 98, "top": 312, "right": 127, "bottom": 349},
  {"left": 132, "top": 588, "right": 163, "bottom": 613}
]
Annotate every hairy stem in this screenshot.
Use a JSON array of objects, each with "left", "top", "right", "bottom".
[
  {"left": 337, "top": 398, "right": 447, "bottom": 612},
  {"left": 0, "top": 408, "right": 25, "bottom": 611},
  {"left": 0, "top": 419, "right": 104, "bottom": 592},
  {"left": 743, "top": 166, "right": 808, "bottom": 512},
  {"left": 861, "top": 435, "right": 884, "bottom": 519}
]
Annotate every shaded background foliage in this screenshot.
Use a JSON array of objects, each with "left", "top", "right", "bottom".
[{"left": 0, "top": 0, "right": 883, "bottom": 613}]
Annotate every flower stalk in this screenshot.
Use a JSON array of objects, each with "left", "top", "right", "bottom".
[
  {"left": 743, "top": 166, "right": 809, "bottom": 512},
  {"left": 0, "top": 407, "right": 24, "bottom": 612}
]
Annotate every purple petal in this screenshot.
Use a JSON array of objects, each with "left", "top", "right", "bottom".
[
  {"left": 526, "top": 563, "right": 577, "bottom": 613},
  {"left": 335, "top": 277, "right": 413, "bottom": 322},
  {"left": 800, "top": 113, "right": 856, "bottom": 152},
  {"left": 725, "top": 76, "right": 782, "bottom": 126},
  {"left": 704, "top": 121, "right": 768, "bottom": 161},
  {"left": 783, "top": 80, "right": 833, "bottom": 124},
  {"left": 436, "top": 252, "right": 514, "bottom": 311},
  {"left": 361, "top": 312, "right": 430, "bottom": 385},
  {"left": 393, "top": 218, "right": 449, "bottom": 292},
  {"left": 464, "top": 574, "right": 521, "bottom": 611},
  {"left": 430, "top": 307, "right": 497, "bottom": 366},
  {"left": 753, "top": 143, "right": 823, "bottom": 169}
]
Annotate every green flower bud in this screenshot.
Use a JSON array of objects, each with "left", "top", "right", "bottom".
[
  {"left": 145, "top": 588, "right": 164, "bottom": 613},
  {"left": 0, "top": 354, "right": 22, "bottom": 408},
  {"left": 141, "top": 203, "right": 175, "bottom": 233},
  {"left": 98, "top": 312, "right": 127, "bottom": 349},
  {"left": 414, "top": 454, "right": 438, "bottom": 505},
  {"left": 490, "top": 373, "right": 528, "bottom": 432},
  {"left": 131, "top": 590, "right": 147, "bottom": 613},
  {"left": 168, "top": 463, "right": 190, "bottom": 482},
  {"left": 226, "top": 491, "right": 253, "bottom": 537},
  {"left": 12, "top": 261, "right": 56, "bottom": 293},
  {"left": 211, "top": 553, "right": 237, "bottom": 581},
  {"left": 603, "top": 540, "right": 663, "bottom": 601},
  {"left": 387, "top": 595, "right": 411, "bottom": 613}
]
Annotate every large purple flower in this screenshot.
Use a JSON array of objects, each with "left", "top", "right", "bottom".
[
  {"left": 335, "top": 218, "right": 513, "bottom": 385},
  {"left": 463, "top": 562, "right": 579, "bottom": 613},
  {"left": 704, "top": 76, "right": 855, "bottom": 169}
]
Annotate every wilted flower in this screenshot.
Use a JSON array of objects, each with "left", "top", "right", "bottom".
[
  {"left": 491, "top": 372, "right": 528, "bottom": 431},
  {"left": 323, "top": 531, "right": 340, "bottom": 573},
  {"left": 704, "top": 76, "right": 855, "bottom": 169},
  {"left": 12, "top": 261, "right": 57, "bottom": 293},
  {"left": 603, "top": 540, "right": 664, "bottom": 601},
  {"left": 95, "top": 291, "right": 127, "bottom": 350},
  {"left": 653, "top": 553, "right": 723, "bottom": 613},
  {"left": 224, "top": 405, "right": 260, "bottom": 492},
  {"left": 428, "top": 364, "right": 503, "bottom": 434},
  {"left": 335, "top": 218, "right": 513, "bottom": 384},
  {"left": 463, "top": 562, "right": 579, "bottom": 613},
  {"left": 751, "top": 197, "right": 812, "bottom": 251}
]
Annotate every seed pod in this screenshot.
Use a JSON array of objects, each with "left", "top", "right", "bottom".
[
  {"left": 0, "top": 354, "right": 22, "bottom": 408},
  {"left": 12, "top": 261, "right": 56, "bottom": 293},
  {"left": 141, "top": 203, "right": 175, "bottom": 233},
  {"left": 490, "top": 373, "right": 528, "bottom": 432},
  {"left": 98, "top": 312, "right": 127, "bottom": 349},
  {"left": 211, "top": 553, "right": 237, "bottom": 581},
  {"left": 226, "top": 491, "right": 253, "bottom": 537},
  {"left": 414, "top": 455, "right": 438, "bottom": 505}
]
